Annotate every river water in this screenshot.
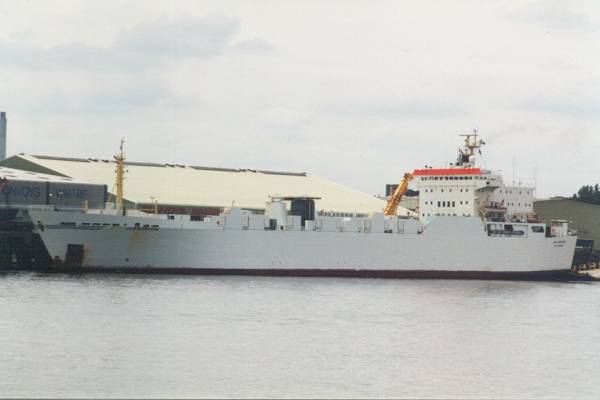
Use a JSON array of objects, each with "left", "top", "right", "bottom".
[{"left": 1, "top": 272, "right": 599, "bottom": 399}]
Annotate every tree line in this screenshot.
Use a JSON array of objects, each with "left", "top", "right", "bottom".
[{"left": 571, "top": 184, "right": 600, "bottom": 205}]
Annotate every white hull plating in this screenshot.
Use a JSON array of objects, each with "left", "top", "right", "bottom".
[{"left": 28, "top": 210, "right": 576, "bottom": 274}]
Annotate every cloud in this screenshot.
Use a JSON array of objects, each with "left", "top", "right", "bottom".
[
  {"left": 17, "top": 83, "right": 178, "bottom": 116},
  {"left": 0, "top": 16, "right": 272, "bottom": 72},
  {"left": 507, "top": 0, "right": 600, "bottom": 32},
  {"left": 513, "top": 80, "right": 600, "bottom": 119},
  {"left": 319, "top": 99, "right": 464, "bottom": 120},
  {"left": 521, "top": 98, "right": 600, "bottom": 119},
  {"left": 114, "top": 16, "right": 239, "bottom": 57},
  {"left": 229, "top": 38, "right": 273, "bottom": 54},
  {"left": 259, "top": 107, "right": 314, "bottom": 127},
  {"left": 0, "top": 41, "right": 149, "bottom": 72}
]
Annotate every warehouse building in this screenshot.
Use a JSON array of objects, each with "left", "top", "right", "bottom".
[
  {"left": 0, "top": 166, "right": 107, "bottom": 269},
  {"left": 534, "top": 198, "right": 600, "bottom": 251},
  {"left": 0, "top": 154, "right": 409, "bottom": 217},
  {"left": 0, "top": 166, "right": 107, "bottom": 209}
]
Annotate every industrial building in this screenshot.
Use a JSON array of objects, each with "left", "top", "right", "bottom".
[
  {"left": 0, "top": 166, "right": 107, "bottom": 209},
  {"left": 534, "top": 198, "right": 600, "bottom": 251},
  {"left": 0, "top": 166, "right": 108, "bottom": 269},
  {"left": 0, "top": 154, "right": 410, "bottom": 217}
]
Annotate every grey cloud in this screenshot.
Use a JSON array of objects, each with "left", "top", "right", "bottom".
[
  {"left": 230, "top": 38, "right": 273, "bottom": 53},
  {"left": 0, "top": 41, "right": 152, "bottom": 72},
  {"left": 114, "top": 16, "right": 239, "bottom": 57},
  {"left": 521, "top": 98, "right": 600, "bottom": 119},
  {"left": 320, "top": 100, "right": 464, "bottom": 120},
  {"left": 0, "top": 16, "right": 272, "bottom": 72},
  {"left": 20, "top": 84, "right": 176, "bottom": 116},
  {"left": 507, "top": 1, "right": 599, "bottom": 32},
  {"left": 84, "top": 85, "right": 174, "bottom": 109},
  {"left": 8, "top": 29, "right": 34, "bottom": 40}
]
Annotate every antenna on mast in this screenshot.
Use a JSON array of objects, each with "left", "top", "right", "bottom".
[{"left": 512, "top": 155, "right": 516, "bottom": 186}]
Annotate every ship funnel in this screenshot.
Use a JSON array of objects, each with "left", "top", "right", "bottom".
[{"left": 0, "top": 112, "right": 6, "bottom": 160}]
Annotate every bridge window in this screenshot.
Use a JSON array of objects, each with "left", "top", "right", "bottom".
[{"left": 531, "top": 226, "right": 544, "bottom": 233}]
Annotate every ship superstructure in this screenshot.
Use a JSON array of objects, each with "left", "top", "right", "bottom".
[
  {"left": 415, "top": 133, "right": 535, "bottom": 222},
  {"left": 24, "top": 134, "right": 578, "bottom": 280}
]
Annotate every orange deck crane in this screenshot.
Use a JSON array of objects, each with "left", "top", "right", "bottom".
[{"left": 384, "top": 172, "right": 414, "bottom": 216}]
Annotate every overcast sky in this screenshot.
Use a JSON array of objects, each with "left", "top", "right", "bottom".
[{"left": 0, "top": 0, "right": 598, "bottom": 198}]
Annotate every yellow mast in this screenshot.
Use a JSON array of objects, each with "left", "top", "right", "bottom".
[{"left": 114, "top": 138, "right": 126, "bottom": 211}]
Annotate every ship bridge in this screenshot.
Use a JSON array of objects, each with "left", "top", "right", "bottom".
[{"left": 412, "top": 132, "right": 535, "bottom": 221}]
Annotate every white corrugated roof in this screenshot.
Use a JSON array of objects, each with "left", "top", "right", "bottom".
[
  {"left": 8, "top": 154, "right": 410, "bottom": 215},
  {"left": 0, "top": 165, "right": 84, "bottom": 184}
]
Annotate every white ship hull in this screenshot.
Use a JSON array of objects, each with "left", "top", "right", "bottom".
[{"left": 27, "top": 209, "right": 577, "bottom": 280}]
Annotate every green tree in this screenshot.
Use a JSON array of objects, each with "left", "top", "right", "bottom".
[{"left": 572, "top": 184, "right": 600, "bottom": 205}]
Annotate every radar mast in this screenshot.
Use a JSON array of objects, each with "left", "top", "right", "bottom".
[{"left": 457, "top": 129, "right": 485, "bottom": 167}]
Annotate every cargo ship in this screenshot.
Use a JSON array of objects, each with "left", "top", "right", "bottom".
[{"left": 24, "top": 134, "right": 577, "bottom": 280}]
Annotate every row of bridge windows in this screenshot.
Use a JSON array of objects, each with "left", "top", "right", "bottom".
[
  {"left": 423, "top": 200, "right": 469, "bottom": 207},
  {"left": 423, "top": 188, "right": 469, "bottom": 193},
  {"left": 422, "top": 213, "right": 472, "bottom": 217}
]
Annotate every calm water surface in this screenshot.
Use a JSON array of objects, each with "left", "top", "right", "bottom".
[{"left": 1, "top": 272, "right": 599, "bottom": 399}]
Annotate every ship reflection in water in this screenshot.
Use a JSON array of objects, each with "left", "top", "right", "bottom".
[{"left": 1, "top": 271, "right": 599, "bottom": 398}]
